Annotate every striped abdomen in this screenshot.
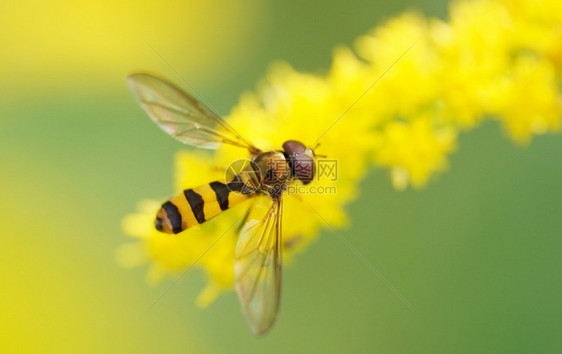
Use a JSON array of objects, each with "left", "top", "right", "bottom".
[{"left": 155, "top": 181, "right": 249, "bottom": 234}]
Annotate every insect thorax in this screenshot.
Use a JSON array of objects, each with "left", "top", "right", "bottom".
[{"left": 253, "top": 151, "right": 292, "bottom": 184}]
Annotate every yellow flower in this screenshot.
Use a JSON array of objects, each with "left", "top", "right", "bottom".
[
  {"left": 373, "top": 116, "right": 457, "bottom": 190},
  {"left": 120, "top": 0, "right": 562, "bottom": 305},
  {"left": 494, "top": 55, "right": 561, "bottom": 144},
  {"left": 119, "top": 63, "right": 376, "bottom": 305}
]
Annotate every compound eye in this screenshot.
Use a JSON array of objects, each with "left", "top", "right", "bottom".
[
  {"left": 283, "top": 140, "right": 306, "bottom": 156},
  {"left": 292, "top": 154, "right": 315, "bottom": 185}
]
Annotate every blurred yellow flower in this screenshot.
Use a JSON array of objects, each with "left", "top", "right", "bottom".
[
  {"left": 0, "top": 0, "right": 264, "bottom": 94},
  {"left": 120, "top": 0, "right": 562, "bottom": 305}
]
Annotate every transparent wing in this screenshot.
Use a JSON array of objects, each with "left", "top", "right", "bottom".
[
  {"left": 234, "top": 198, "right": 283, "bottom": 335},
  {"left": 127, "top": 73, "right": 256, "bottom": 151}
]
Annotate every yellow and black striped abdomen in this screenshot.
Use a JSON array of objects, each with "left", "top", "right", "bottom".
[{"left": 155, "top": 181, "right": 249, "bottom": 234}]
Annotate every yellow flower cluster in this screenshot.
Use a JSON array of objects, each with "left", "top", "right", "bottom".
[
  {"left": 346, "top": 0, "right": 561, "bottom": 188},
  {"left": 119, "top": 0, "right": 561, "bottom": 305}
]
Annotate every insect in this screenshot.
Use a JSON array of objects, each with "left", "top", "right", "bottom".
[{"left": 127, "top": 73, "right": 319, "bottom": 335}]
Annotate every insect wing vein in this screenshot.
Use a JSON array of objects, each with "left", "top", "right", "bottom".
[
  {"left": 234, "top": 199, "right": 283, "bottom": 335},
  {"left": 127, "top": 73, "right": 255, "bottom": 151}
]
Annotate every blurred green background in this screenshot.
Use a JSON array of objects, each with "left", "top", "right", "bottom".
[{"left": 1, "top": 0, "right": 560, "bottom": 353}]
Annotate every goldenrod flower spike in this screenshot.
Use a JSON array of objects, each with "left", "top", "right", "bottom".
[{"left": 120, "top": 0, "right": 561, "bottom": 310}]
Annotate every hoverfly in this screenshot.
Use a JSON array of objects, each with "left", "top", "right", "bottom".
[{"left": 127, "top": 73, "right": 319, "bottom": 335}]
